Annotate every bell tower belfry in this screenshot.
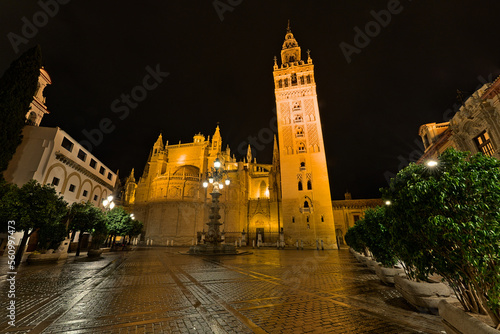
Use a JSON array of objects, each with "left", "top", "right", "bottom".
[{"left": 273, "top": 24, "right": 337, "bottom": 249}]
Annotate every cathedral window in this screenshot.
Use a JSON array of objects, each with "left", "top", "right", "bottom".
[
  {"left": 284, "top": 79, "right": 289, "bottom": 87},
  {"left": 292, "top": 101, "right": 301, "bottom": 111},
  {"left": 306, "top": 216, "right": 309, "bottom": 222},
  {"left": 300, "top": 76, "right": 305, "bottom": 85},
  {"left": 300, "top": 162, "right": 306, "bottom": 170},
  {"left": 296, "top": 127, "right": 304, "bottom": 137},
  {"left": 77, "top": 149, "right": 87, "bottom": 162},
  {"left": 304, "top": 200, "right": 309, "bottom": 208},
  {"left": 321, "top": 215, "right": 324, "bottom": 222},
  {"left": 278, "top": 79, "right": 282, "bottom": 88},
  {"left": 306, "top": 75, "right": 311, "bottom": 84},
  {"left": 292, "top": 217, "right": 295, "bottom": 223},
  {"left": 307, "top": 180, "right": 312, "bottom": 190},
  {"left": 294, "top": 114, "right": 303, "bottom": 123},
  {"left": 291, "top": 73, "right": 297, "bottom": 86},
  {"left": 474, "top": 131, "right": 495, "bottom": 157},
  {"left": 298, "top": 142, "right": 306, "bottom": 153},
  {"left": 298, "top": 181, "right": 303, "bottom": 191}
]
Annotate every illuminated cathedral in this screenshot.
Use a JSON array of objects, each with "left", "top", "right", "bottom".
[{"left": 123, "top": 26, "right": 366, "bottom": 248}]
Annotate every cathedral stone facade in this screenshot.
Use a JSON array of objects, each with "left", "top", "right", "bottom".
[{"left": 124, "top": 27, "right": 339, "bottom": 248}]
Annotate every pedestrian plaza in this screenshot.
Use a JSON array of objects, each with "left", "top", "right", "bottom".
[{"left": 0, "top": 247, "right": 445, "bottom": 333}]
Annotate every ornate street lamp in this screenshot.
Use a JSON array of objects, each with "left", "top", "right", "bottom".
[{"left": 189, "top": 157, "right": 237, "bottom": 255}]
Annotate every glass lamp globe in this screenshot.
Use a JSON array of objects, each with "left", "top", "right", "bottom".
[
  {"left": 203, "top": 181, "right": 208, "bottom": 188},
  {"left": 225, "top": 178, "right": 230, "bottom": 186},
  {"left": 214, "top": 158, "right": 221, "bottom": 169}
]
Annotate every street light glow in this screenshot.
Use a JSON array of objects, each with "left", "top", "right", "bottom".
[
  {"left": 385, "top": 200, "right": 392, "bottom": 206},
  {"left": 203, "top": 181, "right": 208, "bottom": 188},
  {"left": 225, "top": 178, "right": 230, "bottom": 185},
  {"left": 109, "top": 202, "right": 115, "bottom": 210},
  {"left": 208, "top": 177, "right": 214, "bottom": 183},
  {"left": 427, "top": 160, "right": 438, "bottom": 167},
  {"left": 107, "top": 195, "right": 114, "bottom": 202},
  {"left": 103, "top": 199, "right": 109, "bottom": 207},
  {"left": 214, "top": 158, "right": 221, "bottom": 169},
  {"left": 218, "top": 183, "right": 223, "bottom": 189}
]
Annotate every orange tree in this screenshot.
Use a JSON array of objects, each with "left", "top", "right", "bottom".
[{"left": 382, "top": 148, "right": 500, "bottom": 328}]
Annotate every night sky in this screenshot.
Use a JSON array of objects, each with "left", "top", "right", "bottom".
[{"left": 1, "top": 1, "right": 500, "bottom": 200}]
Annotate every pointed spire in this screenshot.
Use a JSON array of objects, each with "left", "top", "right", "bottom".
[
  {"left": 154, "top": 133, "right": 164, "bottom": 149},
  {"left": 246, "top": 144, "right": 252, "bottom": 163},
  {"left": 127, "top": 168, "right": 136, "bottom": 183},
  {"left": 307, "top": 49, "right": 312, "bottom": 64},
  {"left": 272, "top": 135, "right": 280, "bottom": 167},
  {"left": 287, "top": 19, "right": 291, "bottom": 33}
]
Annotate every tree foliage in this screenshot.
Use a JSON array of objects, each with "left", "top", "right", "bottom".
[
  {"left": 68, "top": 201, "right": 106, "bottom": 254},
  {"left": 106, "top": 206, "right": 134, "bottom": 237},
  {"left": 0, "top": 45, "right": 42, "bottom": 177},
  {"left": 1, "top": 180, "right": 68, "bottom": 262},
  {"left": 382, "top": 148, "right": 500, "bottom": 327}
]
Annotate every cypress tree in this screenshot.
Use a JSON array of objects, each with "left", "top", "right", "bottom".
[{"left": 0, "top": 45, "right": 42, "bottom": 179}]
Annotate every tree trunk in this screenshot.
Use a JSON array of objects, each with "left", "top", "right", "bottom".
[
  {"left": 75, "top": 232, "right": 84, "bottom": 257},
  {"left": 68, "top": 230, "right": 76, "bottom": 253},
  {"left": 14, "top": 230, "right": 32, "bottom": 267}
]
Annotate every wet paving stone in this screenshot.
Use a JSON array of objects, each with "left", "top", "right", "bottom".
[{"left": 0, "top": 248, "right": 445, "bottom": 333}]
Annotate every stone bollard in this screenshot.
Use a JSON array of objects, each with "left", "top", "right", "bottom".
[
  {"left": 321, "top": 240, "right": 324, "bottom": 250},
  {"left": 296, "top": 240, "right": 299, "bottom": 249},
  {"left": 252, "top": 240, "right": 255, "bottom": 248},
  {"left": 301, "top": 240, "right": 303, "bottom": 250},
  {"left": 316, "top": 240, "right": 319, "bottom": 250}
]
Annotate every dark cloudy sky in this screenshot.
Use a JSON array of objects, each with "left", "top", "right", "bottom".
[{"left": 1, "top": 1, "right": 500, "bottom": 199}]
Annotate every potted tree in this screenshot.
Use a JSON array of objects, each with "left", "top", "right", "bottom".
[{"left": 383, "top": 148, "right": 500, "bottom": 330}]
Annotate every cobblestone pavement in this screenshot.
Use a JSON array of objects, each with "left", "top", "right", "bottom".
[{"left": 0, "top": 248, "right": 446, "bottom": 333}]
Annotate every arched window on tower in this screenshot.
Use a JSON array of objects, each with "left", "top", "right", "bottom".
[
  {"left": 306, "top": 75, "right": 311, "bottom": 84},
  {"left": 300, "top": 162, "right": 306, "bottom": 170},
  {"left": 298, "top": 142, "right": 306, "bottom": 153},
  {"left": 300, "top": 76, "right": 305, "bottom": 85},
  {"left": 278, "top": 79, "right": 282, "bottom": 88},
  {"left": 291, "top": 73, "right": 297, "bottom": 86},
  {"left": 307, "top": 180, "right": 312, "bottom": 190},
  {"left": 27, "top": 111, "right": 37, "bottom": 125},
  {"left": 284, "top": 79, "right": 289, "bottom": 87},
  {"left": 298, "top": 181, "right": 303, "bottom": 191},
  {"left": 304, "top": 200, "right": 309, "bottom": 208},
  {"left": 292, "top": 101, "right": 301, "bottom": 111},
  {"left": 296, "top": 127, "right": 304, "bottom": 137},
  {"left": 294, "top": 115, "right": 303, "bottom": 123}
]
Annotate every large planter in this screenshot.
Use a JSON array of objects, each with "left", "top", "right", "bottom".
[
  {"left": 366, "top": 258, "right": 379, "bottom": 273},
  {"left": 87, "top": 249, "right": 103, "bottom": 258},
  {"left": 27, "top": 252, "right": 61, "bottom": 264},
  {"left": 375, "top": 264, "right": 405, "bottom": 286},
  {"left": 438, "top": 300, "right": 500, "bottom": 334},
  {"left": 394, "top": 274, "right": 455, "bottom": 314}
]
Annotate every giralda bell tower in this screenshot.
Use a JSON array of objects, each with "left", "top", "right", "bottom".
[{"left": 273, "top": 24, "right": 337, "bottom": 249}]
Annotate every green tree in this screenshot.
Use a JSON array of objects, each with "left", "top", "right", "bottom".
[
  {"left": 1, "top": 179, "right": 68, "bottom": 265},
  {"left": 105, "top": 206, "right": 133, "bottom": 248},
  {"left": 356, "top": 206, "right": 398, "bottom": 267},
  {"left": 68, "top": 202, "right": 106, "bottom": 256},
  {"left": 0, "top": 45, "right": 42, "bottom": 178},
  {"left": 382, "top": 148, "right": 500, "bottom": 327}
]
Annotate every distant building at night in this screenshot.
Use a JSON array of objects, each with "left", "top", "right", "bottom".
[
  {"left": 123, "top": 26, "right": 378, "bottom": 248},
  {"left": 332, "top": 192, "right": 383, "bottom": 246},
  {"left": 2, "top": 69, "right": 117, "bottom": 254},
  {"left": 418, "top": 78, "right": 500, "bottom": 162}
]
